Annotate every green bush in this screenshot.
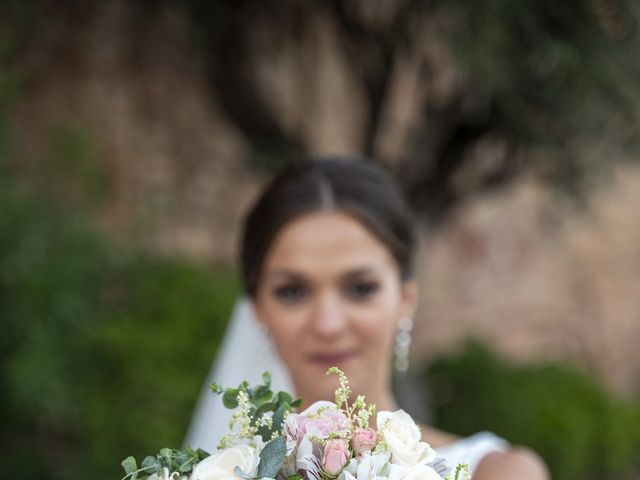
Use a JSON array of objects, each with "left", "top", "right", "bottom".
[
  {"left": 426, "top": 341, "right": 640, "bottom": 480},
  {"left": 0, "top": 178, "right": 239, "bottom": 479}
]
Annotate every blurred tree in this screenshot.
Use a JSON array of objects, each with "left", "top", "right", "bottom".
[
  {"left": 183, "top": 0, "right": 639, "bottom": 220},
  {"left": 4, "top": 0, "right": 638, "bottom": 221}
]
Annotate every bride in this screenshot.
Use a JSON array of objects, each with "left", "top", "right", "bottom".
[{"left": 186, "top": 158, "right": 549, "bottom": 480}]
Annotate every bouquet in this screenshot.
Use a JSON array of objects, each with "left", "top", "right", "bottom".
[{"left": 121, "top": 368, "right": 470, "bottom": 480}]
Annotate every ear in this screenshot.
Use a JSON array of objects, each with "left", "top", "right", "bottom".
[{"left": 399, "top": 279, "right": 419, "bottom": 322}]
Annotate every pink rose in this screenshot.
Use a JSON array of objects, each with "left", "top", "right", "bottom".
[
  {"left": 322, "top": 439, "right": 350, "bottom": 476},
  {"left": 288, "top": 401, "right": 350, "bottom": 443},
  {"left": 312, "top": 409, "right": 350, "bottom": 437},
  {"left": 352, "top": 428, "right": 377, "bottom": 456}
]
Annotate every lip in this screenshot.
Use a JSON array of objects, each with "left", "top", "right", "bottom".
[{"left": 307, "top": 351, "right": 357, "bottom": 365}]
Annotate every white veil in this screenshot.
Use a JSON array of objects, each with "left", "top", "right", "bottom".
[{"left": 184, "top": 297, "right": 294, "bottom": 452}]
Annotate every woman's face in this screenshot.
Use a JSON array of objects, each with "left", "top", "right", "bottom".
[{"left": 252, "top": 211, "right": 417, "bottom": 408}]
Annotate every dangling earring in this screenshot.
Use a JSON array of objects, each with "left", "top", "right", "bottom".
[{"left": 394, "top": 316, "right": 413, "bottom": 374}]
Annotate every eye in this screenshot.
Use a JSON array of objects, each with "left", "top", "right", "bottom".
[
  {"left": 344, "top": 281, "right": 380, "bottom": 301},
  {"left": 273, "top": 284, "right": 308, "bottom": 304}
]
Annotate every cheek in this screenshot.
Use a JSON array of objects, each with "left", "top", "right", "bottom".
[
  {"left": 256, "top": 300, "right": 306, "bottom": 357},
  {"left": 350, "top": 290, "right": 402, "bottom": 349},
  {"left": 352, "top": 309, "right": 397, "bottom": 350}
]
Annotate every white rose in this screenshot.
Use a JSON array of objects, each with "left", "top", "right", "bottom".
[
  {"left": 352, "top": 452, "right": 391, "bottom": 480},
  {"left": 387, "top": 464, "right": 442, "bottom": 480},
  {"left": 148, "top": 468, "right": 170, "bottom": 480},
  {"left": 191, "top": 445, "right": 259, "bottom": 480},
  {"left": 377, "top": 410, "right": 436, "bottom": 467}
]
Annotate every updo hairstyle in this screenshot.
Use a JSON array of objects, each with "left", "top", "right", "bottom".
[{"left": 240, "top": 158, "right": 417, "bottom": 296}]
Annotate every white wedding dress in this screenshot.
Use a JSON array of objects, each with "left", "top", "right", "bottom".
[{"left": 184, "top": 299, "right": 508, "bottom": 473}]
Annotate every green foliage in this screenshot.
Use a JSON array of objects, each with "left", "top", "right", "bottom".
[
  {"left": 433, "top": 0, "right": 640, "bottom": 199},
  {"left": 440, "top": 0, "right": 640, "bottom": 138},
  {"left": 0, "top": 5, "right": 240, "bottom": 478},
  {"left": 257, "top": 437, "right": 287, "bottom": 480},
  {"left": 122, "top": 376, "right": 292, "bottom": 480},
  {"left": 0, "top": 157, "right": 238, "bottom": 480},
  {"left": 83, "top": 257, "right": 238, "bottom": 479},
  {"left": 213, "top": 373, "right": 302, "bottom": 442},
  {"left": 121, "top": 446, "right": 209, "bottom": 480},
  {"left": 426, "top": 341, "right": 640, "bottom": 480}
]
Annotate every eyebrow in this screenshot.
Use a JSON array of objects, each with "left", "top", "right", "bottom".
[
  {"left": 262, "top": 270, "right": 306, "bottom": 282},
  {"left": 342, "top": 267, "right": 378, "bottom": 278},
  {"left": 263, "top": 266, "right": 378, "bottom": 281}
]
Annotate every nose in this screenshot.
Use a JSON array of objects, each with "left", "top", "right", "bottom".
[{"left": 310, "top": 293, "right": 347, "bottom": 338}]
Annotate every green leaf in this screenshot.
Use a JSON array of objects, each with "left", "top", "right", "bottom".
[
  {"left": 253, "top": 385, "right": 273, "bottom": 404},
  {"left": 256, "top": 425, "right": 272, "bottom": 441},
  {"left": 196, "top": 448, "right": 211, "bottom": 460},
  {"left": 210, "top": 383, "right": 224, "bottom": 394},
  {"left": 223, "top": 388, "right": 239, "bottom": 409},
  {"left": 262, "top": 372, "right": 272, "bottom": 386},
  {"left": 141, "top": 456, "right": 156, "bottom": 469},
  {"left": 234, "top": 466, "right": 256, "bottom": 480},
  {"left": 272, "top": 404, "right": 287, "bottom": 432},
  {"left": 276, "top": 391, "right": 292, "bottom": 405},
  {"left": 257, "top": 436, "right": 286, "bottom": 479},
  {"left": 291, "top": 398, "right": 303, "bottom": 409},
  {"left": 159, "top": 448, "right": 173, "bottom": 458},
  {"left": 121, "top": 456, "right": 138, "bottom": 474}
]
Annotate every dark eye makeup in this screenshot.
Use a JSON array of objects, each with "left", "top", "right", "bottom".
[
  {"left": 343, "top": 280, "right": 380, "bottom": 301},
  {"left": 272, "top": 283, "right": 308, "bottom": 303}
]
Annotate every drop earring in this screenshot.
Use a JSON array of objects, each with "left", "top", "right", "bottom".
[{"left": 394, "top": 316, "right": 413, "bottom": 374}]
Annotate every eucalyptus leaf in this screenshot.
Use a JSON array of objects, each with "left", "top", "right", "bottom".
[
  {"left": 272, "top": 404, "right": 286, "bottom": 432},
  {"left": 262, "top": 372, "right": 272, "bottom": 386},
  {"left": 141, "top": 456, "right": 156, "bottom": 469},
  {"left": 121, "top": 456, "right": 138, "bottom": 474},
  {"left": 159, "top": 448, "right": 173, "bottom": 458},
  {"left": 257, "top": 436, "right": 286, "bottom": 479},
  {"left": 253, "top": 385, "right": 273, "bottom": 404},
  {"left": 223, "top": 388, "right": 239, "bottom": 409}
]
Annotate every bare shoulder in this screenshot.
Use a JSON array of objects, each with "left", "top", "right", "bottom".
[
  {"left": 419, "top": 424, "right": 461, "bottom": 448},
  {"left": 472, "top": 447, "right": 550, "bottom": 480}
]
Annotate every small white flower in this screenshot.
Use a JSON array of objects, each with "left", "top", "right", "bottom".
[
  {"left": 191, "top": 444, "right": 259, "bottom": 480},
  {"left": 377, "top": 410, "right": 436, "bottom": 467}
]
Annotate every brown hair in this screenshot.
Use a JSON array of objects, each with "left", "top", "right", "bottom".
[{"left": 240, "top": 158, "right": 417, "bottom": 296}]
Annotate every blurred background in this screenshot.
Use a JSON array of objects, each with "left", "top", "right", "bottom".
[{"left": 1, "top": 1, "right": 640, "bottom": 479}]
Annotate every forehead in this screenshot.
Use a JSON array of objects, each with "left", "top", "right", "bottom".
[{"left": 262, "top": 211, "right": 397, "bottom": 277}]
